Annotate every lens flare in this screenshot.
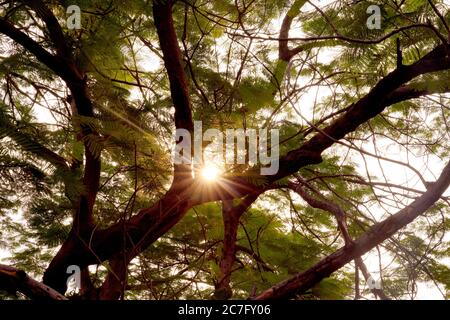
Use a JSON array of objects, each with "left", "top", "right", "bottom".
[{"left": 201, "top": 165, "right": 220, "bottom": 181}]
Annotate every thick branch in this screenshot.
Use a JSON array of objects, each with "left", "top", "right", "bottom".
[
  {"left": 253, "top": 160, "right": 450, "bottom": 299},
  {"left": 42, "top": 184, "right": 192, "bottom": 293},
  {"left": 271, "top": 0, "right": 307, "bottom": 94},
  {"left": 385, "top": 82, "right": 450, "bottom": 105},
  {"left": 23, "top": 0, "right": 74, "bottom": 62},
  {"left": 0, "top": 9, "right": 100, "bottom": 211},
  {"left": 0, "top": 4, "right": 102, "bottom": 293},
  {"left": 271, "top": 43, "right": 450, "bottom": 181},
  {"left": 0, "top": 18, "right": 74, "bottom": 81},
  {"left": 194, "top": 43, "right": 450, "bottom": 201},
  {"left": 152, "top": 0, "right": 193, "bottom": 132},
  {"left": 278, "top": 1, "right": 307, "bottom": 61},
  {"left": 153, "top": 0, "right": 194, "bottom": 179},
  {"left": 0, "top": 264, "right": 67, "bottom": 300},
  {"left": 98, "top": 255, "right": 128, "bottom": 300},
  {"left": 213, "top": 193, "right": 260, "bottom": 299}
]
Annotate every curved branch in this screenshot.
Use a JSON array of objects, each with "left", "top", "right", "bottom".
[
  {"left": 287, "top": 177, "right": 352, "bottom": 245},
  {"left": 152, "top": 0, "right": 193, "bottom": 132},
  {"left": 278, "top": 0, "right": 307, "bottom": 61},
  {"left": 233, "top": 23, "right": 448, "bottom": 46},
  {"left": 0, "top": 264, "right": 67, "bottom": 300},
  {"left": 0, "top": 18, "right": 73, "bottom": 81},
  {"left": 0, "top": 4, "right": 102, "bottom": 294},
  {"left": 23, "top": 0, "right": 73, "bottom": 61},
  {"left": 271, "top": 43, "right": 450, "bottom": 181},
  {"left": 253, "top": 160, "right": 450, "bottom": 299},
  {"left": 153, "top": 0, "right": 194, "bottom": 180},
  {"left": 214, "top": 192, "right": 260, "bottom": 299}
]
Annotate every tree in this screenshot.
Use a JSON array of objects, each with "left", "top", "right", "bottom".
[{"left": 0, "top": 0, "right": 450, "bottom": 300}]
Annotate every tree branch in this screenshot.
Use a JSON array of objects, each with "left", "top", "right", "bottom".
[
  {"left": 0, "top": 3, "right": 102, "bottom": 293},
  {"left": 287, "top": 177, "right": 391, "bottom": 299},
  {"left": 214, "top": 193, "right": 260, "bottom": 299},
  {"left": 287, "top": 177, "right": 353, "bottom": 246},
  {"left": 23, "top": 0, "right": 74, "bottom": 62},
  {"left": 236, "top": 245, "right": 275, "bottom": 272},
  {"left": 153, "top": 0, "right": 194, "bottom": 180},
  {"left": 0, "top": 264, "right": 67, "bottom": 300},
  {"left": 253, "top": 159, "right": 450, "bottom": 299},
  {"left": 0, "top": 18, "right": 73, "bottom": 81},
  {"left": 278, "top": 0, "right": 307, "bottom": 61},
  {"left": 271, "top": 43, "right": 450, "bottom": 181},
  {"left": 21, "top": 5, "right": 449, "bottom": 298},
  {"left": 354, "top": 257, "right": 390, "bottom": 300}
]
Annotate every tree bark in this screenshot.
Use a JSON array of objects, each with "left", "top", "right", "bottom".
[
  {"left": 213, "top": 200, "right": 240, "bottom": 300},
  {"left": 253, "top": 160, "right": 450, "bottom": 299},
  {"left": 0, "top": 264, "right": 67, "bottom": 300},
  {"left": 213, "top": 193, "right": 260, "bottom": 299}
]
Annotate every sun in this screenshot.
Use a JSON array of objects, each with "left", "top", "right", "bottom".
[{"left": 201, "top": 165, "right": 221, "bottom": 182}]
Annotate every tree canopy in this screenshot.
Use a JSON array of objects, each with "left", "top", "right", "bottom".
[{"left": 0, "top": 0, "right": 450, "bottom": 300}]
